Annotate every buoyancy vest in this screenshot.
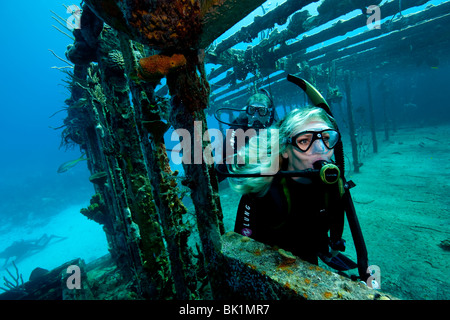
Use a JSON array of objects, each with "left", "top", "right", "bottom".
[{"left": 234, "top": 176, "right": 345, "bottom": 265}]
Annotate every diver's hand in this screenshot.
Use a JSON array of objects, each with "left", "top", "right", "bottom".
[{"left": 329, "top": 248, "right": 339, "bottom": 258}]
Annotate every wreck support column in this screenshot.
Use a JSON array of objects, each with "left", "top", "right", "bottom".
[
  {"left": 167, "top": 50, "right": 226, "bottom": 299},
  {"left": 95, "top": 29, "right": 175, "bottom": 298},
  {"left": 366, "top": 73, "right": 378, "bottom": 153},
  {"left": 344, "top": 71, "right": 361, "bottom": 173},
  {"left": 119, "top": 37, "right": 199, "bottom": 300},
  {"left": 382, "top": 89, "right": 390, "bottom": 141}
]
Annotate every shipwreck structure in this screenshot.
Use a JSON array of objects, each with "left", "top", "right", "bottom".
[{"left": 34, "top": 0, "right": 448, "bottom": 300}]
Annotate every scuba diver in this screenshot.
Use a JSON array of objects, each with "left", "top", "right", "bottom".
[
  {"left": 231, "top": 88, "right": 276, "bottom": 130},
  {"left": 224, "top": 75, "right": 370, "bottom": 282},
  {"left": 215, "top": 88, "right": 277, "bottom": 183}
]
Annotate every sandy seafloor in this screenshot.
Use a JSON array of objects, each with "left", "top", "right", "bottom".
[
  {"left": 0, "top": 124, "right": 449, "bottom": 300},
  {"left": 0, "top": 204, "right": 109, "bottom": 289}
]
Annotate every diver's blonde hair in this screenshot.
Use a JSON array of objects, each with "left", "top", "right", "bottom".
[{"left": 229, "top": 106, "right": 337, "bottom": 196}]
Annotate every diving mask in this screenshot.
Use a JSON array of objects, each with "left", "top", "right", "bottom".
[
  {"left": 246, "top": 102, "right": 272, "bottom": 128},
  {"left": 246, "top": 104, "right": 270, "bottom": 117},
  {"left": 288, "top": 129, "right": 340, "bottom": 153}
]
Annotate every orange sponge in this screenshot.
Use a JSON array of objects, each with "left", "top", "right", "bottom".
[{"left": 138, "top": 53, "right": 187, "bottom": 82}]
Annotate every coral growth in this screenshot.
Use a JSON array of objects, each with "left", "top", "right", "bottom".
[
  {"left": 104, "top": 50, "right": 126, "bottom": 74},
  {"left": 166, "top": 51, "right": 210, "bottom": 113},
  {"left": 81, "top": 193, "right": 110, "bottom": 228},
  {"left": 0, "top": 261, "right": 24, "bottom": 293},
  {"left": 84, "top": 0, "right": 206, "bottom": 51},
  {"left": 138, "top": 53, "right": 187, "bottom": 82},
  {"left": 128, "top": 0, "right": 202, "bottom": 51}
]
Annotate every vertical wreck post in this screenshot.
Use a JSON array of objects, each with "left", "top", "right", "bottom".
[
  {"left": 344, "top": 71, "right": 361, "bottom": 173},
  {"left": 63, "top": 5, "right": 175, "bottom": 299},
  {"left": 377, "top": 76, "right": 391, "bottom": 142},
  {"left": 166, "top": 49, "right": 226, "bottom": 298},
  {"left": 118, "top": 36, "right": 201, "bottom": 299},
  {"left": 366, "top": 73, "right": 378, "bottom": 153},
  {"left": 95, "top": 27, "right": 173, "bottom": 298},
  {"left": 382, "top": 88, "right": 390, "bottom": 141}
]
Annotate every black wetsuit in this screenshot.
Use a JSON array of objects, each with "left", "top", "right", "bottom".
[{"left": 234, "top": 176, "right": 345, "bottom": 265}]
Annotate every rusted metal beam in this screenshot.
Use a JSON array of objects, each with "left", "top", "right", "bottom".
[
  {"left": 211, "top": 0, "right": 316, "bottom": 56},
  {"left": 84, "top": 0, "right": 266, "bottom": 51},
  {"left": 199, "top": 0, "right": 267, "bottom": 49},
  {"left": 222, "top": 232, "right": 395, "bottom": 300},
  {"left": 208, "top": 0, "right": 445, "bottom": 105}
]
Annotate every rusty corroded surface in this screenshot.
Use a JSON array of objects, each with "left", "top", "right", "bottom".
[
  {"left": 222, "top": 232, "right": 395, "bottom": 300},
  {"left": 84, "top": 0, "right": 201, "bottom": 52},
  {"left": 84, "top": 0, "right": 265, "bottom": 51}
]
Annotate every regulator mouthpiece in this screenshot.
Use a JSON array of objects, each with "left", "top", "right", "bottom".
[{"left": 313, "top": 160, "right": 340, "bottom": 184}]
